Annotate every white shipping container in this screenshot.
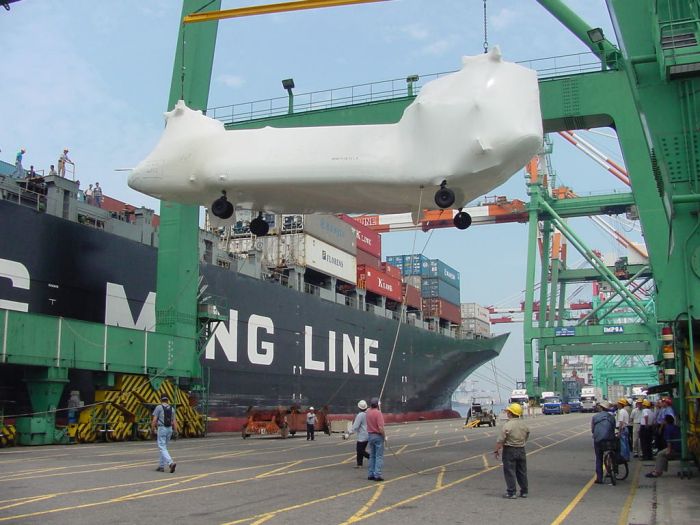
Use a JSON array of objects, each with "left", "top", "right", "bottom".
[
  {"left": 258, "top": 234, "right": 356, "bottom": 283},
  {"left": 404, "top": 275, "right": 422, "bottom": 289},
  {"left": 304, "top": 235, "right": 357, "bottom": 283},
  {"left": 460, "top": 302, "right": 490, "bottom": 323}
]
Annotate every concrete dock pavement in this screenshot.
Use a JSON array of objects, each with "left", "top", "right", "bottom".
[{"left": 0, "top": 414, "right": 697, "bottom": 524}]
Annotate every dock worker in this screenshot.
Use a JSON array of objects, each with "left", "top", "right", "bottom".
[
  {"left": 306, "top": 407, "right": 317, "bottom": 441},
  {"left": 366, "top": 397, "right": 386, "bottom": 482},
  {"left": 494, "top": 402, "right": 529, "bottom": 499},
  {"left": 57, "top": 148, "right": 74, "bottom": 177},
  {"left": 13, "top": 148, "right": 25, "bottom": 179},
  {"left": 345, "top": 399, "right": 371, "bottom": 468},
  {"left": 151, "top": 394, "right": 177, "bottom": 473},
  {"left": 646, "top": 414, "right": 681, "bottom": 478},
  {"left": 591, "top": 400, "right": 616, "bottom": 484}
]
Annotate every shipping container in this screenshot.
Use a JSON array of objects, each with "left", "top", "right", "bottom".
[
  {"left": 460, "top": 303, "right": 490, "bottom": 323},
  {"left": 257, "top": 234, "right": 356, "bottom": 283},
  {"left": 339, "top": 214, "right": 381, "bottom": 257},
  {"left": 357, "top": 265, "right": 403, "bottom": 302},
  {"left": 422, "top": 297, "right": 461, "bottom": 324},
  {"left": 420, "top": 277, "right": 461, "bottom": 305},
  {"left": 305, "top": 235, "right": 357, "bottom": 283},
  {"left": 458, "top": 318, "right": 491, "bottom": 338},
  {"left": 381, "top": 262, "right": 402, "bottom": 280},
  {"left": 302, "top": 214, "right": 357, "bottom": 254},
  {"left": 386, "top": 254, "right": 428, "bottom": 276},
  {"left": 356, "top": 249, "right": 380, "bottom": 269},
  {"left": 402, "top": 283, "right": 422, "bottom": 309},
  {"left": 403, "top": 275, "right": 422, "bottom": 289},
  {"left": 422, "top": 259, "right": 460, "bottom": 287}
]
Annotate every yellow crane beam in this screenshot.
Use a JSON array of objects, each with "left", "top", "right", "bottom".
[{"left": 183, "top": 0, "right": 389, "bottom": 24}]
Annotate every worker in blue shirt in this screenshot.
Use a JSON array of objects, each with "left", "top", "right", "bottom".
[{"left": 13, "top": 148, "right": 25, "bottom": 179}]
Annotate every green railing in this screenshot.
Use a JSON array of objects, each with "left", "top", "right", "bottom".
[{"left": 207, "top": 52, "right": 604, "bottom": 124}]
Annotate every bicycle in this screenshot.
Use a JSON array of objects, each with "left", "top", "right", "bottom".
[{"left": 602, "top": 439, "right": 630, "bottom": 485}]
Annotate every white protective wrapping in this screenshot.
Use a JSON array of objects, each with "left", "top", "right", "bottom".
[{"left": 128, "top": 47, "right": 542, "bottom": 216}]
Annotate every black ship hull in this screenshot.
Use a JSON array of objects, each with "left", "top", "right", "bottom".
[{"left": 0, "top": 200, "right": 506, "bottom": 427}]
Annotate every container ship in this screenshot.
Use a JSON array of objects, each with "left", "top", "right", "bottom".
[{"left": 0, "top": 165, "right": 506, "bottom": 431}]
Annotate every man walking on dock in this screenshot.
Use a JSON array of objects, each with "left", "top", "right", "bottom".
[
  {"left": 151, "top": 394, "right": 177, "bottom": 473},
  {"left": 345, "top": 399, "right": 371, "bottom": 468},
  {"left": 494, "top": 403, "right": 529, "bottom": 499},
  {"left": 366, "top": 397, "right": 386, "bottom": 481}
]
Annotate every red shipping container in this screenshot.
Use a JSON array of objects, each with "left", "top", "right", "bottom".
[
  {"left": 356, "top": 249, "right": 380, "bottom": 269},
  {"left": 339, "top": 214, "right": 382, "bottom": 258},
  {"left": 357, "top": 265, "right": 402, "bottom": 302},
  {"left": 422, "top": 297, "right": 461, "bottom": 324},
  {"left": 381, "top": 262, "right": 402, "bottom": 280},
  {"left": 402, "top": 283, "right": 422, "bottom": 309}
]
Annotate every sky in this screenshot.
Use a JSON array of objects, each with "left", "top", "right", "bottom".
[{"left": 0, "top": 0, "right": 640, "bottom": 401}]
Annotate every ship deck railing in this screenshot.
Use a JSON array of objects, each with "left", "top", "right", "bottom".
[{"left": 207, "top": 52, "right": 604, "bottom": 124}]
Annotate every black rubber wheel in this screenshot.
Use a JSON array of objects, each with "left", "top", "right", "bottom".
[
  {"left": 453, "top": 211, "right": 472, "bottom": 230},
  {"left": 250, "top": 217, "right": 270, "bottom": 236},
  {"left": 434, "top": 187, "right": 455, "bottom": 208},
  {"left": 604, "top": 452, "right": 616, "bottom": 485},
  {"left": 211, "top": 196, "right": 234, "bottom": 219},
  {"left": 615, "top": 461, "right": 629, "bottom": 481}
]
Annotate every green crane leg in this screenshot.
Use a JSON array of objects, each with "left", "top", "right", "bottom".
[{"left": 15, "top": 367, "right": 68, "bottom": 445}]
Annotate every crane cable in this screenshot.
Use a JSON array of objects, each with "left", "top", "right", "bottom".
[{"left": 482, "top": 0, "right": 488, "bottom": 54}]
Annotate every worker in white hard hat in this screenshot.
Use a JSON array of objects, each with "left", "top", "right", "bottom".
[
  {"left": 494, "top": 402, "right": 530, "bottom": 499},
  {"left": 345, "top": 400, "right": 371, "bottom": 468},
  {"left": 57, "top": 147, "right": 74, "bottom": 178},
  {"left": 306, "top": 406, "right": 317, "bottom": 441}
]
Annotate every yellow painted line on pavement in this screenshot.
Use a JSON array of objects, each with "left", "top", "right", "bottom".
[
  {"left": 434, "top": 440, "right": 441, "bottom": 447},
  {"left": 464, "top": 435, "right": 469, "bottom": 442},
  {"left": 112, "top": 473, "right": 209, "bottom": 501},
  {"left": 395, "top": 445, "right": 407, "bottom": 454},
  {"left": 482, "top": 454, "right": 489, "bottom": 469},
  {"left": 0, "top": 494, "right": 57, "bottom": 512},
  {"left": 435, "top": 467, "right": 446, "bottom": 489},
  {"left": 251, "top": 513, "right": 275, "bottom": 525},
  {"left": 549, "top": 475, "right": 596, "bottom": 525},
  {"left": 256, "top": 460, "right": 302, "bottom": 478},
  {"left": 617, "top": 461, "right": 641, "bottom": 525},
  {"left": 344, "top": 484, "right": 385, "bottom": 524}
]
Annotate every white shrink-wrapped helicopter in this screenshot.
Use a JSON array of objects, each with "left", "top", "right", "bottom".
[{"left": 128, "top": 47, "right": 542, "bottom": 236}]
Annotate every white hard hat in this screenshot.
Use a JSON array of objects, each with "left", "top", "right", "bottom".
[
  {"left": 357, "top": 400, "right": 368, "bottom": 410},
  {"left": 309, "top": 406, "right": 314, "bottom": 411}
]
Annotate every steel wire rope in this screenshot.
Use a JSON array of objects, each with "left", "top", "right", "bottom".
[{"left": 378, "top": 188, "right": 424, "bottom": 403}]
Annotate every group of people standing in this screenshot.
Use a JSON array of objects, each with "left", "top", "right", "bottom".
[
  {"left": 591, "top": 397, "right": 680, "bottom": 482},
  {"left": 344, "top": 398, "right": 386, "bottom": 481},
  {"left": 12, "top": 147, "right": 74, "bottom": 179}
]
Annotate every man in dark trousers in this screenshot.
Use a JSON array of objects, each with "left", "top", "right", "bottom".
[
  {"left": 151, "top": 395, "right": 177, "bottom": 473},
  {"left": 494, "top": 403, "right": 529, "bottom": 499},
  {"left": 306, "top": 407, "right": 317, "bottom": 440},
  {"left": 591, "top": 400, "right": 616, "bottom": 484}
]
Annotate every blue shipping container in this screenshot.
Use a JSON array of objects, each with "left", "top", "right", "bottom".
[
  {"left": 387, "top": 254, "right": 428, "bottom": 276},
  {"left": 420, "top": 278, "right": 460, "bottom": 305},
  {"left": 421, "top": 259, "right": 460, "bottom": 287}
]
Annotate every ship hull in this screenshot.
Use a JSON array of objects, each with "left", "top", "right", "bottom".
[{"left": 0, "top": 200, "right": 506, "bottom": 427}]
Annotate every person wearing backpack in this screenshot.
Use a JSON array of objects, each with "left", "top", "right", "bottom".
[
  {"left": 591, "top": 400, "right": 616, "bottom": 484},
  {"left": 151, "top": 394, "right": 177, "bottom": 473}
]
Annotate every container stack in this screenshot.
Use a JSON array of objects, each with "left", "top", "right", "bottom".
[
  {"left": 259, "top": 214, "right": 358, "bottom": 283},
  {"left": 385, "top": 254, "right": 461, "bottom": 324},
  {"left": 459, "top": 303, "right": 491, "bottom": 338},
  {"left": 341, "top": 215, "right": 404, "bottom": 304}
]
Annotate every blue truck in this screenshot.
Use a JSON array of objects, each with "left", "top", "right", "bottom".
[{"left": 541, "top": 392, "right": 564, "bottom": 415}]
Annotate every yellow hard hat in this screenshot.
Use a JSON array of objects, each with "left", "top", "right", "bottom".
[
  {"left": 642, "top": 399, "right": 652, "bottom": 408},
  {"left": 617, "top": 398, "right": 628, "bottom": 406},
  {"left": 506, "top": 403, "right": 523, "bottom": 417}
]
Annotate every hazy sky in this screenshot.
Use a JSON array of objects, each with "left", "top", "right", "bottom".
[{"left": 0, "top": 0, "right": 639, "bottom": 400}]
